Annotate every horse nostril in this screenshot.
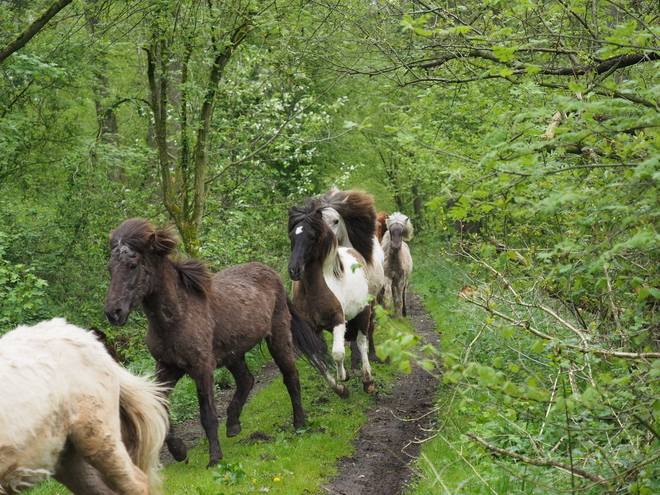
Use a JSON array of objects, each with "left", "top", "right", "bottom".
[
  {"left": 105, "top": 308, "right": 121, "bottom": 322},
  {"left": 288, "top": 267, "right": 301, "bottom": 280}
]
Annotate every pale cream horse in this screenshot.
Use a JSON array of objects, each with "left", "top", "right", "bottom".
[
  {"left": 381, "top": 212, "right": 414, "bottom": 319},
  {"left": 0, "top": 318, "right": 168, "bottom": 495}
]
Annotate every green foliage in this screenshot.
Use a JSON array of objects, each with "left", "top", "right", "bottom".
[
  {"left": 212, "top": 460, "right": 246, "bottom": 486},
  {"left": 0, "top": 231, "right": 49, "bottom": 332}
]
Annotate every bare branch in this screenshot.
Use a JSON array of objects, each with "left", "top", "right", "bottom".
[{"left": 467, "top": 433, "right": 610, "bottom": 486}]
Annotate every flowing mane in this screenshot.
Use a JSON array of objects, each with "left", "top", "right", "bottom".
[
  {"left": 312, "top": 188, "right": 377, "bottom": 265},
  {"left": 109, "top": 218, "right": 212, "bottom": 298}
]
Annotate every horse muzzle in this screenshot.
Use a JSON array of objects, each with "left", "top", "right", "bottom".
[
  {"left": 288, "top": 265, "right": 303, "bottom": 281},
  {"left": 103, "top": 304, "right": 130, "bottom": 326}
]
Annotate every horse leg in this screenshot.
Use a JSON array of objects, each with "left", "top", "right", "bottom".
[
  {"left": 350, "top": 339, "right": 360, "bottom": 370},
  {"left": 393, "top": 276, "right": 405, "bottom": 319},
  {"left": 351, "top": 308, "right": 375, "bottom": 393},
  {"left": 383, "top": 276, "right": 393, "bottom": 311},
  {"left": 55, "top": 443, "right": 115, "bottom": 495},
  {"left": 69, "top": 403, "right": 150, "bottom": 495},
  {"left": 155, "top": 363, "right": 187, "bottom": 463},
  {"left": 265, "top": 334, "right": 306, "bottom": 430},
  {"left": 402, "top": 281, "right": 408, "bottom": 317},
  {"left": 190, "top": 366, "right": 223, "bottom": 468},
  {"left": 352, "top": 300, "right": 381, "bottom": 367},
  {"left": 225, "top": 357, "right": 254, "bottom": 439},
  {"left": 331, "top": 322, "right": 348, "bottom": 383}
]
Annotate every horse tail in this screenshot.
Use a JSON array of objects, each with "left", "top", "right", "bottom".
[
  {"left": 116, "top": 367, "right": 169, "bottom": 494},
  {"left": 287, "top": 299, "right": 335, "bottom": 376}
]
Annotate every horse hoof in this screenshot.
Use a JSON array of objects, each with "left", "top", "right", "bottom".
[
  {"left": 167, "top": 438, "right": 188, "bottom": 463},
  {"left": 363, "top": 381, "right": 375, "bottom": 394},
  {"left": 207, "top": 457, "right": 222, "bottom": 469},
  {"left": 226, "top": 423, "right": 242, "bottom": 438},
  {"left": 335, "top": 384, "right": 350, "bottom": 398},
  {"left": 369, "top": 354, "right": 384, "bottom": 364}
]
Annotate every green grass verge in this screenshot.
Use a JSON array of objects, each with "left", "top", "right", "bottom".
[{"left": 404, "top": 242, "right": 506, "bottom": 495}]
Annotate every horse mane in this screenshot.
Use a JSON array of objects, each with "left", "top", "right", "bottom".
[
  {"left": 172, "top": 259, "right": 214, "bottom": 298},
  {"left": 288, "top": 202, "right": 344, "bottom": 278},
  {"left": 111, "top": 218, "right": 213, "bottom": 298},
  {"left": 386, "top": 212, "right": 414, "bottom": 240},
  {"left": 110, "top": 218, "right": 178, "bottom": 256},
  {"left": 312, "top": 188, "right": 377, "bottom": 265}
]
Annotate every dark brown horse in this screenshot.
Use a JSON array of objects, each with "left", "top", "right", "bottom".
[
  {"left": 103, "top": 218, "right": 332, "bottom": 468},
  {"left": 288, "top": 201, "right": 375, "bottom": 396}
]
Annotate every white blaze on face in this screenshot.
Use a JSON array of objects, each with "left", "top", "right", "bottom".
[{"left": 295, "top": 225, "right": 304, "bottom": 235}]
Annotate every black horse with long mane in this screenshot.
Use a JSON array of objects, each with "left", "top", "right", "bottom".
[{"left": 103, "top": 218, "right": 333, "bottom": 468}]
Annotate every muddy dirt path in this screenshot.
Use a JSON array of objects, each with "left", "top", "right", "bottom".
[
  {"left": 321, "top": 291, "right": 440, "bottom": 495},
  {"left": 161, "top": 291, "right": 440, "bottom": 495}
]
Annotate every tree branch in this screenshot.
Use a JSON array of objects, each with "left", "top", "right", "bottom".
[
  {"left": 466, "top": 433, "right": 610, "bottom": 486},
  {"left": 0, "top": 0, "right": 74, "bottom": 64}
]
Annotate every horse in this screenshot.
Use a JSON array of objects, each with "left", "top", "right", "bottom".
[
  {"left": 103, "top": 218, "right": 333, "bottom": 468},
  {"left": 381, "top": 212, "right": 414, "bottom": 319},
  {"left": 0, "top": 318, "right": 168, "bottom": 495},
  {"left": 376, "top": 211, "right": 388, "bottom": 243},
  {"left": 288, "top": 200, "right": 375, "bottom": 395},
  {"left": 311, "top": 189, "right": 385, "bottom": 366}
]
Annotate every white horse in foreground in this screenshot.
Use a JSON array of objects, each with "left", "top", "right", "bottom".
[
  {"left": 0, "top": 318, "right": 168, "bottom": 495},
  {"left": 382, "top": 213, "right": 414, "bottom": 319}
]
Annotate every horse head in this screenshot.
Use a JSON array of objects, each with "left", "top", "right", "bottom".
[
  {"left": 287, "top": 205, "right": 337, "bottom": 281},
  {"left": 386, "top": 213, "right": 413, "bottom": 255},
  {"left": 320, "top": 207, "right": 350, "bottom": 246},
  {"left": 104, "top": 218, "right": 178, "bottom": 326},
  {"left": 312, "top": 188, "right": 376, "bottom": 265},
  {"left": 376, "top": 211, "right": 388, "bottom": 243}
]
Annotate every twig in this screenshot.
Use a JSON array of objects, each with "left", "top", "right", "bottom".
[{"left": 466, "top": 433, "right": 610, "bottom": 486}]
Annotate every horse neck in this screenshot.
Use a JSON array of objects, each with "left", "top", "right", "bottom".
[
  {"left": 298, "top": 246, "right": 340, "bottom": 294},
  {"left": 141, "top": 258, "right": 185, "bottom": 324},
  {"left": 335, "top": 220, "right": 352, "bottom": 248}
]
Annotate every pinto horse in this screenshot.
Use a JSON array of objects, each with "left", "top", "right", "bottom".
[
  {"left": 0, "top": 318, "right": 168, "bottom": 495},
  {"left": 288, "top": 201, "right": 375, "bottom": 396},
  {"left": 382, "top": 212, "right": 414, "bottom": 319},
  {"left": 312, "top": 189, "right": 385, "bottom": 365},
  {"left": 103, "top": 218, "right": 333, "bottom": 468}
]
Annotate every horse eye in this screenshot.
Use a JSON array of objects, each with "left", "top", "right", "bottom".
[
  {"left": 333, "top": 219, "right": 339, "bottom": 225},
  {"left": 130, "top": 263, "right": 138, "bottom": 271}
]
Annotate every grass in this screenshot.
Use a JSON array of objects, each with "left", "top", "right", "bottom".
[
  {"left": 26, "top": 335, "right": 400, "bottom": 495},
  {"left": 403, "top": 242, "right": 505, "bottom": 495}
]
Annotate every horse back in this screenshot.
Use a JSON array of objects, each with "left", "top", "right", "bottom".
[{"left": 210, "top": 262, "right": 289, "bottom": 354}]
